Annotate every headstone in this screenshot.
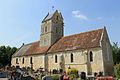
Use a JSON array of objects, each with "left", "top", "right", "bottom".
[
  {"left": 81, "top": 72, "right": 86, "bottom": 79},
  {"left": 42, "top": 76, "right": 54, "bottom": 80},
  {"left": 59, "top": 75, "right": 64, "bottom": 80}
]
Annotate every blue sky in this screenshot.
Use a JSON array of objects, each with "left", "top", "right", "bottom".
[{"left": 0, "top": 0, "right": 120, "bottom": 47}]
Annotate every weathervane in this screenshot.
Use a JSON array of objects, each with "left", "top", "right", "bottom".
[{"left": 52, "top": 6, "right": 54, "bottom": 11}]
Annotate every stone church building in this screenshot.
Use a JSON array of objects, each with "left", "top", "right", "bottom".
[{"left": 11, "top": 10, "right": 114, "bottom": 76}]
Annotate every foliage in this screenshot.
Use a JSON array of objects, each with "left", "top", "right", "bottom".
[
  {"left": 48, "top": 74, "right": 60, "bottom": 80},
  {"left": 69, "top": 74, "right": 77, "bottom": 80},
  {"left": 114, "top": 63, "right": 120, "bottom": 79},
  {"left": 0, "top": 46, "right": 17, "bottom": 67},
  {"left": 35, "top": 76, "right": 40, "bottom": 80},
  {"left": 112, "top": 42, "right": 120, "bottom": 65},
  {"left": 112, "top": 42, "right": 120, "bottom": 78},
  {"left": 66, "top": 68, "right": 78, "bottom": 80},
  {"left": 66, "top": 68, "right": 78, "bottom": 75}
]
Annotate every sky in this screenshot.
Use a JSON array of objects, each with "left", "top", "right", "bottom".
[{"left": 0, "top": 0, "right": 120, "bottom": 48}]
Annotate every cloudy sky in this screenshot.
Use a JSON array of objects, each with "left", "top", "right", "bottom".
[{"left": 0, "top": 0, "right": 120, "bottom": 47}]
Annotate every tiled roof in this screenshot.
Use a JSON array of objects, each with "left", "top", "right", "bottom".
[
  {"left": 48, "top": 28, "right": 103, "bottom": 53},
  {"left": 13, "top": 28, "right": 104, "bottom": 57},
  {"left": 23, "top": 41, "right": 50, "bottom": 56},
  {"left": 13, "top": 45, "right": 31, "bottom": 57},
  {"left": 13, "top": 41, "right": 50, "bottom": 57}
]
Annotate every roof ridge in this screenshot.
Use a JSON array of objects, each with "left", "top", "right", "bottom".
[
  {"left": 62, "top": 28, "right": 104, "bottom": 39},
  {"left": 24, "top": 40, "right": 40, "bottom": 46}
]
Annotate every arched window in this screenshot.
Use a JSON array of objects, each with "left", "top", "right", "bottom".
[
  {"left": 56, "top": 16, "right": 58, "bottom": 23},
  {"left": 16, "top": 58, "right": 18, "bottom": 64},
  {"left": 44, "top": 38, "right": 46, "bottom": 45},
  {"left": 56, "top": 27, "right": 58, "bottom": 33},
  {"left": 55, "top": 55, "right": 57, "bottom": 63},
  {"left": 45, "top": 26, "right": 47, "bottom": 32},
  {"left": 71, "top": 53, "right": 73, "bottom": 63},
  {"left": 22, "top": 57, "right": 24, "bottom": 64},
  {"left": 90, "top": 51, "right": 93, "bottom": 62},
  {"left": 106, "top": 43, "right": 110, "bottom": 61},
  {"left": 30, "top": 57, "right": 33, "bottom": 64}
]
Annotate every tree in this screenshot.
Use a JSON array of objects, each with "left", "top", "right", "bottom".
[
  {"left": 0, "top": 46, "right": 7, "bottom": 66},
  {"left": 111, "top": 42, "right": 120, "bottom": 79},
  {"left": 0, "top": 46, "right": 17, "bottom": 67},
  {"left": 112, "top": 42, "right": 120, "bottom": 65},
  {"left": 114, "top": 64, "right": 120, "bottom": 79}
]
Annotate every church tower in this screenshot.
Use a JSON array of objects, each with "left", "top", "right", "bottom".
[{"left": 40, "top": 10, "right": 64, "bottom": 47}]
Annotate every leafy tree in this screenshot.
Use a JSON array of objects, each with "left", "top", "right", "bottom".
[
  {"left": 112, "top": 42, "right": 120, "bottom": 65},
  {"left": 112, "top": 42, "right": 120, "bottom": 79},
  {"left": 0, "top": 46, "right": 17, "bottom": 67},
  {"left": 114, "top": 64, "right": 120, "bottom": 79},
  {"left": 8, "top": 47, "right": 17, "bottom": 65},
  {"left": 0, "top": 46, "right": 7, "bottom": 66}
]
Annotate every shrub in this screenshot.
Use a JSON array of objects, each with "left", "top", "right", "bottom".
[
  {"left": 35, "top": 76, "right": 39, "bottom": 80},
  {"left": 67, "top": 68, "right": 78, "bottom": 75},
  {"left": 48, "top": 74, "right": 60, "bottom": 80},
  {"left": 114, "top": 63, "right": 120, "bottom": 79},
  {"left": 67, "top": 69, "right": 71, "bottom": 74},
  {"left": 69, "top": 74, "right": 77, "bottom": 80},
  {"left": 66, "top": 68, "right": 78, "bottom": 80}
]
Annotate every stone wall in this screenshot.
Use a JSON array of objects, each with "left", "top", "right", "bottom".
[
  {"left": 40, "top": 11, "right": 63, "bottom": 47},
  {"left": 40, "top": 20, "right": 52, "bottom": 47},
  {"left": 47, "top": 47, "right": 104, "bottom": 75},
  {"left": 11, "top": 54, "right": 45, "bottom": 70},
  {"left": 101, "top": 28, "right": 114, "bottom": 75},
  {"left": 11, "top": 45, "right": 110, "bottom": 76}
]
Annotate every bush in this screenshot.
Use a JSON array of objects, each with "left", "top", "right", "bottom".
[
  {"left": 35, "top": 76, "right": 39, "bottom": 80},
  {"left": 67, "top": 69, "right": 71, "bottom": 74},
  {"left": 114, "top": 63, "right": 120, "bottom": 79},
  {"left": 66, "top": 68, "right": 78, "bottom": 80},
  {"left": 67, "top": 68, "right": 78, "bottom": 75},
  {"left": 69, "top": 74, "right": 77, "bottom": 80},
  {"left": 48, "top": 74, "right": 60, "bottom": 80}
]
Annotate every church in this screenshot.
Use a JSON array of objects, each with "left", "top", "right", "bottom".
[{"left": 11, "top": 10, "right": 114, "bottom": 76}]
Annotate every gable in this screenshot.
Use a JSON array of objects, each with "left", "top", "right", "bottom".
[
  {"left": 42, "top": 13, "right": 54, "bottom": 22},
  {"left": 42, "top": 10, "right": 58, "bottom": 22}
]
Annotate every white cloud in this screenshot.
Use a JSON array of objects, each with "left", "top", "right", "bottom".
[
  {"left": 72, "top": 10, "right": 88, "bottom": 20},
  {"left": 72, "top": 10, "right": 80, "bottom": 14},
  {"left": 75, "top": 14, "right": 88, "bottom": 20}
]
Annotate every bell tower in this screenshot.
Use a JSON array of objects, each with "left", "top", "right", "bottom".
[{"left": 40, "top": 10, "right": 64, "bottom": 47}]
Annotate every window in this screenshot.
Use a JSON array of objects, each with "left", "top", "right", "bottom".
[
  {"left": 44, "top": 38, "right": 46, "bottom": 44},
  {"left": 30, "top": 57, "right": 33, "bottom": 64},
  {"left": 55, "top": 55, "right": 57, "bottom": 63},
  {"left": 45, "top": 26, "right": 47, "bottom": 32},
  {"left": 90, "top": 51, "right": 93, "bottom": 62},
  {"left": 56, "top": 27, "right": 58, "bottom": 33},
  {"left": 22, "top": 57, "right": 24, "bottom": 64},
  {"left": 16, "top": 58, "right": 18, "bottom": 64},
  {"left": 107, "top": 43, "right": 110, "bottom": 61},
  {"left": 71, "top": 53, "right": 73, "bottom": 63},
  {"left": 56, "top": 16, "right": 58, "bottom": 23}
]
